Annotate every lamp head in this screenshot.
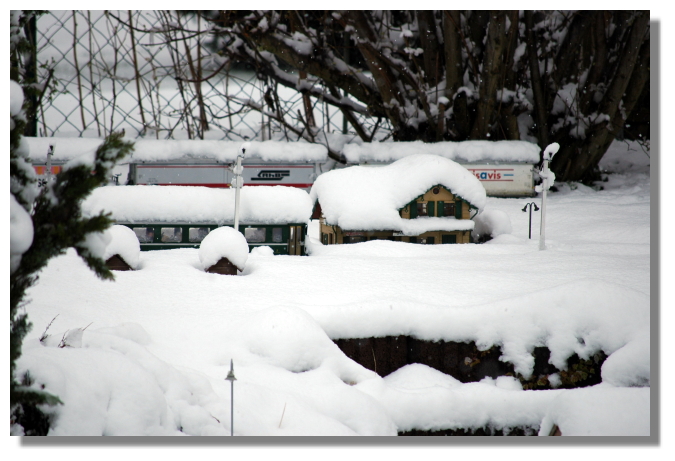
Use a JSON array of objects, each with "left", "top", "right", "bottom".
[
  {"left": 543, "top": 142, "right": 560, "bottom": 162},
  {"left": 240, "top": 141, "right": 251, "bottom": 157}
]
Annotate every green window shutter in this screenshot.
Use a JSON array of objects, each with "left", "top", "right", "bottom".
[
  {"left": 409, "top": 200, "right": 418, "bottom": 219},
  {"left": 437, "top": 201, "right": 444, "bottom": 217},
  {"left": 455, "top": 200, "right": 462, "bottom": 219},
  {"left": 428, "top": 201, "right": 435, "bottom": 217}
]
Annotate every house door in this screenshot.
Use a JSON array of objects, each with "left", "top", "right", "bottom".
[{"left": 288, "top": 225, "right": 303, "bottom": 255}]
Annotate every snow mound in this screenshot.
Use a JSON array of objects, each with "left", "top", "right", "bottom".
[
  {"left": 383, "top": 363, "right": 463, "bottom": 389},
  {"left": 237, "top": 306, "right": 360, "bottom": 374},
  {"left": 472, "top": 209, "right": 512, "bottom": 241},
  {"left": 601, "top": 327, "right": 650, "bottom": 387},
  {"left": 250, "top": 245, "right": 275, "bottom": 257},
  {"left": 199, "top": 226, "right": 249, "bottom": 271},
  {"left": 102, "top": 225, "right": 141, "bottom": 269},
  {"left": 310, "top": 154, "right": 486, "bottom": 231},
  {"left": 94, "top": 323, "right": 152, "bottom": 346},
  {"left": 357, "top": 364, "right": 545, "bottom": 434},
  {"left": 19, "top": 327, "right": 231, "bottom": 435},
  {"left": 539, "top": 384, "right": 650, "bottom": 436}
]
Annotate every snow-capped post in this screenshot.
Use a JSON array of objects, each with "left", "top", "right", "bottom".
[
  {"left": 232, "top": 142, "right": 249, "bottom": 233},
  {"left": 521, "top": 202, "right": 539, "bottom": 239},
  {"left": 46, "top": 144, "right": 54, "bottom": 185},
  {"left": 225, "top": 359, "right": 237, "bottom": 436},
  {"left": 538, "top": 142, "right": 559, "bottom": 250}
]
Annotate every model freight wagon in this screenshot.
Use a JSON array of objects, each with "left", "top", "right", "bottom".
[
  {"left": 81, "top": 185, "right": 313, "bottom": 254},
  {"left": 341, "top": 140, "right": 540, "bottom": 197},
  {"left": 26, "top": 138, "right": 540, "bottom": 197}
]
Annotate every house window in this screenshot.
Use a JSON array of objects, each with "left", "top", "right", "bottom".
[
  {"left": 244, "top": 227, "right": 266, "bottom": 243},
  {"left": 442, "top": 234, "right": 457, "bottom": 244},
  {"left": 161, "top": 227, "right": 182, "bottom": 243},
  {"left": 416, "top": 202, "right": 428, "bottom": 216},
  {"left": 133, "top": 227, "right": 155, "bottom": 243},
  {"left": 189, "top": 227, "right": 210, "bottom": 243},
  {"left": 426, "top": 237, "right": 435, "bottom": 245},
  {"left": 350, "top": 236, "right": 367, "bottom": 243},
  {"left": 322, "top": 233, "right": 328, "bottom": 245},
  {"left": 445, "top": 202, "right": 456, "bottom": 217},
  {"left": 272, "top": 227, "right": 283, "bottom": 243},
  {"left": 409, "top": 237, "right": 418, "bottom": 243}
]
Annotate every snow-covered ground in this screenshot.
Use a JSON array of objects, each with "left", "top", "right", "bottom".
[{"left": 13, "top": 139, "right": 652, "bottom": 439}]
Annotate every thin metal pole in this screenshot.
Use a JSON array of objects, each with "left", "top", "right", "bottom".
[
  {"left": 46, "top": 144, "right": 54, "bottom": 185},
  {"left": 529, "top": 207, "right": 533, "bottom": 239},
  {"left": 225, "top": 358, "right": 237, "bottom": 436},
  {"left": 539, "top": 158, "right": 548, "bottom": 251},
  {"left": 233, "top": 145, "right": 246, "bottom": 232},
  {"left": 539, "top": 142, "right": 559, "bottom": 251},
  {"left": 230, "top": 378, "right": 234, "bottom": 436}
]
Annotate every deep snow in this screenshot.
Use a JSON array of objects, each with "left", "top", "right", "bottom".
[{"left": 11, "top": 139, "right": 652, "bottom": 439}]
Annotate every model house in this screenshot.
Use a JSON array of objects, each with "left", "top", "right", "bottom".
[{"left": 310, "top": 154, "right": 487, "bottom": 245}]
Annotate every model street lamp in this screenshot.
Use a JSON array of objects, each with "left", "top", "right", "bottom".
[
  {"left": 225, "top": 359, "right": 237, "bottom": 436},
  {"left": 232, "top": 142, "right": 250, "bottom": 233},
  {"left": 538, "top": 142, "right": 560, "bottom": 250},
  {"left": 522, "top": 202, "right": 539, "bottom": 239}
]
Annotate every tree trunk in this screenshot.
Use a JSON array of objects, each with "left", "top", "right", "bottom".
[
  {"left": 443, "top": 11, "right": 463, "bottom": 101},
  {"left": 417, "top": 11, "right": 441, "bottom": 88},
  {"left": 524, "top": 10, "right": 549, "bottom": 149},
  {"left": 470, "top": 11, "right": 506, "bottom": 139},
  {"left": 552, "top": 12, "right": 649, "bottom": 182}
]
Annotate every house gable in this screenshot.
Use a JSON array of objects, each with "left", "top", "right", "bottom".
[{"left": 399, "top": 185, "right": 475, "bottom": 220}]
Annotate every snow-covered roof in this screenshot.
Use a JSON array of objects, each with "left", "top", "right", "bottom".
[
  {"left": 24, "top": 137, "right": 328, "bottom": 164},
  {"left": 342, "top": 140, "right": 541, "bottom": 164},
  {"left": 82, "top": 185, "right": 313, "bottom": 224},
  {"left": 310, "top": 154, "right": 487, "bottom": 233},
  {"left": 102, "top": 225, "right": 141, "bottom": 270},
  {"left": 199, "top": 226, "right": 249, "bottom": 271}
]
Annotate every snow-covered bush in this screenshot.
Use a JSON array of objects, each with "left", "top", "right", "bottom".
[
  {"left": 102, "top": 225, "right": 141, "bottom": 270},
  {"left": 472, "top": 209, "right": 512, "bottom": 243},
  {"left": 11, "top": 70, "right": 134, "bottom": 434},
  {"left": 10, "top": 193, "right": 34, "bottom": 273},
  {"left": 199, "top": 226, "right": 249, "bottom": 271}
]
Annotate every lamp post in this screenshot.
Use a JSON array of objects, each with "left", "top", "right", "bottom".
[
  {"left": 46, "top": 144, "right": 54, "bottom": 185},
  {"left": 522, "top": 202, "right": 539, "bottom": 239},
  {"left": 232, "top": 142, "right": 249, "bottom": 233},
  {"left": 538, "top": 142, "right": 560, "bottom": 250},
  {"left": 225, "top": 359, "right": 237, "bottom": 436}
]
